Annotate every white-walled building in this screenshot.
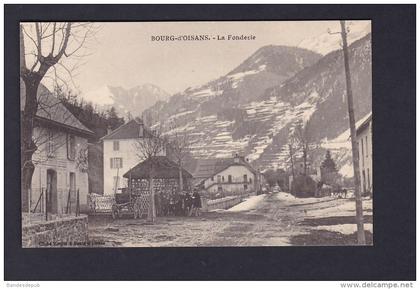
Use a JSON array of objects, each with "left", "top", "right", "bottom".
[
  {"left": 356, "top": 112, "right": 372, "bottom": 194},
  {"left": 21, "top": 81, "right": 94, "bottom": 214},
  {"left": 193, "top": 155, "right": 261, "bottom": 196},
  {"left": 101, "top": 119, "right": 165, "bottom": 195}
]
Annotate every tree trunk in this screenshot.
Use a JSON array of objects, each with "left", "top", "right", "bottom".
[
  {"left": 147, "top": 166, "right": 156, "bottom": 223},
  {"left": 340, "top": 20, "right": 366, "bottom": 245},
  {"left": 178, "top": 162, "right": 183, "bottom": 192},
  {"left": 21, "top": 78, "right": 40, "bottom": 212}
]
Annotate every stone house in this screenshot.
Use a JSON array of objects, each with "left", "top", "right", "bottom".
[
  {"left": 192, "top": 154, "right": 261, "bottom": 197},
  {"left": 21, "top": 81, "right": 94, "bottom": 214},
  {"left": 101, "top": 119, "right": 165, "bottom": 195},
  {"left": 356, "top": 112, "right": 372, "bottom": 194}
]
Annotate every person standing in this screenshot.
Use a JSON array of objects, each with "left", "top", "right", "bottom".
[{"left": 192, "top": 189, "right": 202, "bottom": 217}]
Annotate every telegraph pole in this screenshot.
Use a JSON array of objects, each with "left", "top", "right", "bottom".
[{"left": 340, "top": 20, "right": 366, "bottom": 245}]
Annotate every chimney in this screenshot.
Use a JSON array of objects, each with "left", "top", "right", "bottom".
[
  {"left": 233, "top": 153, "right": 240, "bottom": 164},
  {"left": 106, "top": 126, "right": 112, "bottom": 135},
  {"left": 139, "top": 124, "right": 144, "bottom": 137}
]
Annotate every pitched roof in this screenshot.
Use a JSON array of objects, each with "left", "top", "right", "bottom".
[
  {"left": 101, "top": 119, "right": 150, "bottom": 140},
  {"left": 192, "top": 156, "right": 257, "bottom": 181},
  {"left": 356, "top": 112, "right": 372, "bottom": 135},
  {"left": 123, "top": 156, "right": 193, "bottom": 179},
  {"left": 20, "top": 80, "right": 93, "bottom": 136}
]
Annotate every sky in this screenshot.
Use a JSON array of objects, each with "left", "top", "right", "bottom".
[{"left": 25, "top": 20, "right": 370, "bottom": 99}]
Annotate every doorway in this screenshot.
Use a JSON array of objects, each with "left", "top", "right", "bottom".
[{"left": 46, "top": 169, "right": 57, "bottom": 213}]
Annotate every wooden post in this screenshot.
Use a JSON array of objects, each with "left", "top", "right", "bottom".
[
  {"left": 340, "top": 20, "right": 366, "bottom": 245},
  {"left": 76, "top": 189, "right": 80, "bottom": 217},
  {"left": 45, "top": 186, "right": 48, "bottom": 221},
  {"left": 129, "top": 168, "right": 132, "bottom": 203}
]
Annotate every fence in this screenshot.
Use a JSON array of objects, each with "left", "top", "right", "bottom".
[
  {"left": 202, "top": 191, "right": 256, "bottom": 212},
  {"left": 88, "top": 194, "right": 114, "bottom": 213}
]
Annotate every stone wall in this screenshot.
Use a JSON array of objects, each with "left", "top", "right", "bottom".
[
  {"left": 22, "top": 215, "right": 88, "bottom": 247},
  {"left": 202, "top": 192, "right": 256, "bottom": 212}
]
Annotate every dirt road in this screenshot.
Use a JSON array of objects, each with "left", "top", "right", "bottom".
[{"left": 88, "top": 193, "right": 373, "bottom": 246}]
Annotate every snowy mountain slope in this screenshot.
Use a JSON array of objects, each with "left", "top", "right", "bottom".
[
  {"left": 144, "top": 35, "right": 371, "bottom": 174},
  {"left": 83, "top": 83, "right": 169, "bottom": 117},
  {"left": 298, "top": 21, "right": 371, "bottom": 55}
]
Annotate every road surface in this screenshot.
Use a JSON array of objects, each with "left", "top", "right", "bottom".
[{"left": 88, "top": 193, "right": 373, "bottom": 246}]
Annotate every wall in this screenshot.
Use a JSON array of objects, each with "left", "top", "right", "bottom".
[
  {"left": 22, "top": 215, "right": 88, "bottom": 247},
  {"left": 30, "top": 126, "right": 89, "bottom": 214},
  {"left": 202, "top": 192, "right": 256, "bottom": 211},
  {"left": 103, "top": 139, "right": 144, "bottom": 195},
  {"left": 357, "top": 121, "right": 373, "bottom": 193},
  {"left": 103, "top": 138, "right": 165, "bottom": 195},
  {"left": 204, "top": 165, "right": 256, "bottom": 195}
]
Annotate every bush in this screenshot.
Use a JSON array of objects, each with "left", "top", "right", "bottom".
[{"left": 291, "top": 175, "right": 317, "bottom": 198}]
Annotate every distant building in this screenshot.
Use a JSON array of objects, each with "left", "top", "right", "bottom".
[
  {"left": 101, "top": 119, "right": 165, "bottom": 195},
  {"left": 21, "top": 80, "right": 94, "bottom": 213},
  {"left": 356, "top": 112, "right": 372, "bottom": 194},
  {"left": 192, "top": 154, "right": 261, "bottom": 197}
]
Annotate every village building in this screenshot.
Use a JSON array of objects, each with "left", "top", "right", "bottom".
[
  {"left": 101, "top": 119, "right": 165, "bottom": 195},
  {"left": 192, "top": 154, "right": 261, "bottom": 197},
  {"left": 123, "top": 156, "right": 193, "bottom": 217},
  {"left": 356, "top": 112, "right": 372, "bottom": 194},
  {"left": 21, "top": 81, "right": 94, "bottom": 214}
]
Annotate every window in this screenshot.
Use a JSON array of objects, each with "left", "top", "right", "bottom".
[
  {"left": 211, "top": 176, "right": 214, "bottom": 181},
  {"left": 360, "top": 138, "right": 365, "bottom": 167},
  {"left": 67, "top": 134, "right": 76, "bottom": 160},
  {"left": 217, "top": 175, "right": 221, "bottom": 183},
  {"left": 228, "top": 175, "right": 232, "bottom": 183},
  {"left": 69, "top": 172, "right": 76, "bottom": 192},
  {"left": 365, "top": 136, "right": 369, "bottom": 158},
  {"left": 249, "top": 178, "right": 252, "bottom": 184},
  {"left": 110, "top": 157, "right": 123, "bottom": 169},
  {"left": 244, "top": 184, "right": 248, "bottom": 190},
  {"left": 47, "top": 130, "right": 55, "bottom": 158},
  {"left": 243, "top": 174, "right": 248, "bottom": 183},
  {"left": 222, "top": 176, "right": 225, "bottom": 182},
  {"left": 113, "top": 140, "right": 120, "bottom": 151}
]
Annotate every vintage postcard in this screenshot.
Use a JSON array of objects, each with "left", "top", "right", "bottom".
[{"left": 20, "top": 20, "right": 372, "bottom": 247}]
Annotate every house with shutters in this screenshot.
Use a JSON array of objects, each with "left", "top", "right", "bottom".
[
  {"left": 101, "top": 119, "right": 165, "bottom": 195},
  {"left": 21, "top": 80, "right": 94, "bottom": 214},
  {"left": 192, "top": 154, "right": 262, "bottom": 197},
  {"left": 356, "top": 112, "right": 372, "bottom": 195}
]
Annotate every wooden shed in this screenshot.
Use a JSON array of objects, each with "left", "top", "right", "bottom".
[{"left": 123, "top": 156, "right": 193, "bottom": 217}]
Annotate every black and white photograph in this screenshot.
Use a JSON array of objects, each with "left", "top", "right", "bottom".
[{"left": 19, "top": 20, "right": 373, "bottom": 247}]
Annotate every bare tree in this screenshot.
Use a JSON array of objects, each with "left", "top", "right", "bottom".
[
  {"left": 287, "top": 127, "right": 299, "bottom": 186},
  {"left": 340, "top": 20, "right": 366, "bottom": 244},
  {"left": 294, "top": 120, "right": 315, "bottom": 176},
  {"left": 167, "top": 124, "right": 192, "bottom": 193},
  {"left": 20, "top": 22, "right": 98, "bottom": 211},
  {"left": 135, "top": 127, "right": 167, "bottom": 223}
]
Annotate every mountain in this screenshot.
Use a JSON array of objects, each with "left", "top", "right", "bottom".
[
  {"left": 144, "top": 34, "right": 372, "bottom": 173},
  {"left": 298, "top": 21, "right": 371, "bottom": 55},
  {"left": 142, "top": 46, "right": 321, "bottom": 126},
  {"left": 83, "top": 83, "right": 170, "bottom": 118}
]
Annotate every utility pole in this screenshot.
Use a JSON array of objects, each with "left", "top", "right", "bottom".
[{"left": 340, "top": 20, "right": 366, "bottom": 245}]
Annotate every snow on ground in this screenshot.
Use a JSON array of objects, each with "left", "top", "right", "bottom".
[
  {"left": 227, "top": 194, "right": 266, "bottom": 212},
  {"left": 276, "top": 192, "right": 333, "bottom": 205},
  {"left": 339, "top": 163, "right": 354, "bottom": 178},
  {"left": 316, "top": 223, "right": 373, "bottom": 234}
]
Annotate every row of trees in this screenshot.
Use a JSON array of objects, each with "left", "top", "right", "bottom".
[{"left": 55, "top": 86, "right": 125, "bottom": 141}]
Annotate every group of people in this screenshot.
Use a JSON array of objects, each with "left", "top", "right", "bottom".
[{"left": 162, "top": 189, "right": 202, "bottom": 217}]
